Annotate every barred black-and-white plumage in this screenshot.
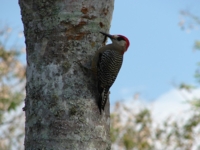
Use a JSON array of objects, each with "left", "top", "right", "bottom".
[
  {"left": 97, "top": 50, "right": 123, "bottom": 114},
  {"left": 92, "top": 32, "right": 130, "bottom": 115}
]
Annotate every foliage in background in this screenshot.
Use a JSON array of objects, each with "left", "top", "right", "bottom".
[
  {"left": 110, "top": 10, "right": 200, "bottom": 150},
  {"left": 179, "top": 10, "right": 200, "bottom": 129},
  {"left": 111, "top": 97, "right": 200, "bottom": 150},
  {"left": 0, "top": 26, "right": 25, "bottom": 150},
  {"left": 179, "top": 10, "right": 200, "bottom": 32},
  {"left": 111, "top": 102, "right": 154, "bottom": 150},
  {"left": 179, "top": 10, "right": 200, "bottom": 84}
]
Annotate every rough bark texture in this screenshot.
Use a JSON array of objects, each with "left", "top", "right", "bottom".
[{"left": 19, "top": 0, "right": 114, "bottom": 149}]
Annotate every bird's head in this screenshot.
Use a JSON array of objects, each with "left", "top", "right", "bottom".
[{"left": 100, "top": 32, "right": 130, "bottom": 54}]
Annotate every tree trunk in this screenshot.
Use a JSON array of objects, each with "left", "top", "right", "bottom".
[{"left": 19, "top": 0, "right": 114, "bottom": 149}]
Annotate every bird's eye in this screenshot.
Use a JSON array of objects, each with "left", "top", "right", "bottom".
[{"left": 117, "top": 37, "right": 125, "bottom": 41}]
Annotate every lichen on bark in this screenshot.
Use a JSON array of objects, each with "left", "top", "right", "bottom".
[{"left": 19, "top": 0, "right": 114, "bottom": 149}]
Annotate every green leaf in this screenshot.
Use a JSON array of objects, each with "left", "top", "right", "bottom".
[{"left": 194, "top": 41, "right": 200, "bottom": 50}]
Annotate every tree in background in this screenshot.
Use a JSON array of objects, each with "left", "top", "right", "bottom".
[
  {"left": 110, "top": 11, "right": 200, "bottom": 150},
  {"left": 0, "top": 26, "right": 25, "bottom": 150},
  {"left": 179, "top": 11, "right": 200, "bottom": 149},
  {"left": 110, "top": 92, "right": 200, "bottom": 150},
  {"left": 111, "top": 102, "right": 154, "bottom": 150}
]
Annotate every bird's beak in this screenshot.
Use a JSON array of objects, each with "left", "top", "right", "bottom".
[{"left": 100, "top": 32, "right": 113, "bottom": 39}]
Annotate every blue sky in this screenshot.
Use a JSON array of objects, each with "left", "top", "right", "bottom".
[{"left": 0, "top": 1, "right": 200, "bottom": 105}]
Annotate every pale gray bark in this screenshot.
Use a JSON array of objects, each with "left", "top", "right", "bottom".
[{"left": 19, "top": 0, "right": 114, "bottom": 149}]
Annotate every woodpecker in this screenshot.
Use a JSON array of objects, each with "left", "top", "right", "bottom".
[{"left": 92, "top": 32, "right": 130, "bottom": 114}]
